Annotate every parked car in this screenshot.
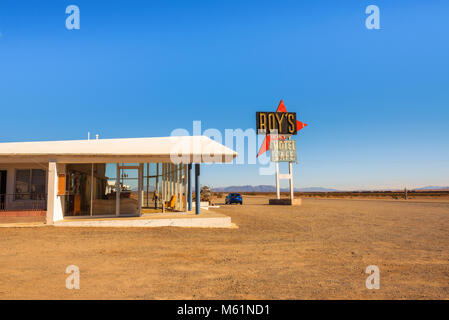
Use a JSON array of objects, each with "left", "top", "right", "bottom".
[{"left": 225, "top": 193, "right": 243, "bottom": 205}]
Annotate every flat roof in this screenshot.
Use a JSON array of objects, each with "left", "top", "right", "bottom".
[{"left": 0, "top": 136, "right": 237, "bottom": 163}]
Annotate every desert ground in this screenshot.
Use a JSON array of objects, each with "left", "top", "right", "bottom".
[{"left": 0, "top": 195, "right": 448, "bottom": 299}]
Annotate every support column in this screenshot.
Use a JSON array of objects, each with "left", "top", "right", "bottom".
[
  {"left": 46, "top": 160, "right": 57, "bottom": 225},
  {"left": 165, "top": 163, "right": 168, "bottom": 199},
  {"left": 183, "top": 164, "right": 188, "bottom": 212},
  {"left": 146, "top": 163, "right": 149, "bottom": 207},
  {"left": 168, "top": 164, "right": 171, "bottom": 198},
  {"left": 163, "top": 163, "right": 166, "bottom": 201},
  {"left": 116, "top": 163, "right": 120, "bottom": 216},
  {"left": 174, "top": 164, "right": 178, "bottom": 210},
  {"left": 167, "top": 163, "right": 175, "bottom": 200},
  {"left": 46, "top": 160, "right": 64, "bottom": 224},
  {"left": 90, "top": 164, "right": 93, "bottom": 216},
  {"left": 195, "top": 163, "right": 200, "bottom": 215},
  {"left": 155, "top": 163, "right": 159, "bottom": 208},
  {"left": 161, "top": 163, "right": 165, "bottom": 213},
  {"left": 187, "top": 163, "right": 192, "bottom": 211},
  {"left": 161, "top": 163, "right": 165, "bottom": 202},
  {"left": 177, "top": 165, "right": 182, "bottom": 210},
  {"left": 172, "top": 164, "right": 175, "bottom": 199},
  {"left": 138, "top": 163, "right": 143, "bottom": 216}
]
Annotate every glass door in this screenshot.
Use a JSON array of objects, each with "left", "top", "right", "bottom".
[
  {"left": 65, "top": 164, "right": 92, "bottom": 216},
  {"left": 118, "top": 164, "right": 142, "bottom": 216}
]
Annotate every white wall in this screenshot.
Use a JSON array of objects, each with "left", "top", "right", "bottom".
[
  {"left": 46, "top": 162, "right": 65, "bottom": 224},
  {"left": 55, "top": 163, "right": 65, "bottom": 222}
]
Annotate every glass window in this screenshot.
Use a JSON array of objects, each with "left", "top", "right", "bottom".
[
  {"left": 15, "top": 169, "right": 46, "bottom": 200},
  {"left": 119, "top": 164, "right": 140, "bottom": 215},
  {"left": 31, "top": 169, "right": 46, "bottom": 199},
  {"left": 15, "top": 169, "right": 31, "bottom": 200},
  {"left": 65, "top": 164, "right": 92, "bottom": 216},
  {"left": 92, "top": 163, "right": 117, "bottom": 216}
]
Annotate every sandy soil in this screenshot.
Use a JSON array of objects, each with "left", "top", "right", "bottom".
[{"left": 0, "top": 196, "right": 448, "bottom": 299}]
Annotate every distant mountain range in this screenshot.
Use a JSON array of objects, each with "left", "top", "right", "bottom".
[
  {"left": 413, "top": 186, "right": 449, "bottom": 191},
  {"left": 210, "top": 185, "right": 449, "bottom": 193},
  {"left": 211, "top": 185, "right": 339, "bottom": 193}
]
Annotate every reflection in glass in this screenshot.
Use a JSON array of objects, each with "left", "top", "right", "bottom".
[
  {"left": 92, "top": 163, "right": 116, "bottom": 216},
  {"left": 119, "top": 164, "right": 139, "bottom": 215},
  {"left": 65, "top": 164, "right": 91, "bottom": 216}
]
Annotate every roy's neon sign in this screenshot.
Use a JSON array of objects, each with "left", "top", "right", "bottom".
[{"left": 256, "top": 112, "right": 297, "bottom": 135}]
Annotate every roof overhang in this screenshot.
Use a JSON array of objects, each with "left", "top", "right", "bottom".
[{"left": 0, "top": 136, "right": 238, "bottom": 164}]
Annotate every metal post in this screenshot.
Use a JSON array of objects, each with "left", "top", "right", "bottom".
[
  {"left": 174, "top": 164, "right": 178, "bottom": 211},
  {"left": 165, "top": 163, "right": 168, "bottom": 199},
  {"left": 138, "top": 163, "right": 143, "bottom": 216},
  {"left": 146, "top": 163, "right": 149, "bottom": 207},
  {"left": 116, "top": 163, "right": 120, "bottom": 216},
  {"left": 163, "top": 163, "right": 168, "bottom": 202},
  {"left": 162, "top": 163, "right": 165, "bottom": 202},
  {"left": 176, "top": 164, "right": 182, "bottom": 211},
  {"left": 289, "top": 161, "right": 294, "bottom": 201},
  {"left": 188, "top": 163, "right": 192, "bottom": 211},
  {"left": 155, "top": 163, "right": 159, "bottom": 209},
  {"left": 172, "top": 164, "right": 175, "bottom": 198},
  {"left": 183, "top": 164, "right": 188, "bottom": 212},
  {"left": 90, "top": 163, "right": 94, "bottom": 216},
  {"left": 162, "top": 163, "right": 165, "bottom": 213},
  {"left": 165, "top": 163, "right": 168, "bottom": 200},
  {"left": 195, "top": 163, "right": 200, "bottom": 215},
  {"left": 169, "top": 164, "right": 172, "bottom": 198},
  {"left": 275, "top": 162, "right": 280, "bottom": 199}
]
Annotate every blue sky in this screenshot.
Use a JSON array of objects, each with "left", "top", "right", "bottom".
[{"left": 0, "top": 0, "right": 448, "bottom": 190}]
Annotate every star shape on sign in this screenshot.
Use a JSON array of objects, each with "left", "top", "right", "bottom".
[{"left": 256, "top": 100, "right": 308, "bottom": 157}]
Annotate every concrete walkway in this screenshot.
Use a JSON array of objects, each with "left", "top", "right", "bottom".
[{"left": 54, "top": 211, "right": 233, "bottom": 228}]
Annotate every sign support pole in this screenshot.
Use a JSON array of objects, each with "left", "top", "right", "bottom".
[
  {"left": 289, "top": 162, "right": 294, "bottom": 201},
  {"left": 275, "top": 162, "right": 280, "bottom": 199}
]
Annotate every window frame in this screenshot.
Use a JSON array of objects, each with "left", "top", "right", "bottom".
[{"left": 14, "top": 168, "right": 47, "bottom": 201}]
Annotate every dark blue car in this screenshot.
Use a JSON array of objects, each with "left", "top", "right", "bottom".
[{"left": 225, "top": 193, "right": 243, "bottom": 205}]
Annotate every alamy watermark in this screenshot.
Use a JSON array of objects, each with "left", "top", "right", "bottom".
[
  {"left": 365, "top": 5, "right": 380, "bottom": 30},
  {"left": 66, "top": 5, "right": 80, "bottom": 30},
  {"left": 66, "top": 264, "right": 80, "bottom": 289},
  {"left": 62, "top": 5, "right": 380, "bottom": 31},
  {"left": 169, "top": 121, "right": 278, "bottom": 175},
  {"left": 365, "top": 265, "right": 380, "bottom": 289}
]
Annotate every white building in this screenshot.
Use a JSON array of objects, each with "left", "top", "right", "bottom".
[{"left": 0, "top": 136, "right": 237, "bottom": 224}]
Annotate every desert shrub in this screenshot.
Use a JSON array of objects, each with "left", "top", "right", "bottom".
[{"left": 200, "top": 186, "right": 211, "bottom": 201}]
